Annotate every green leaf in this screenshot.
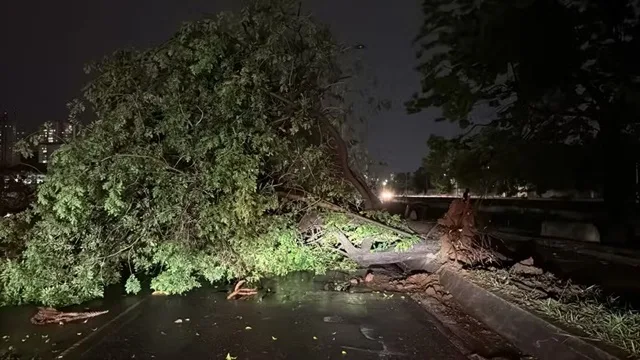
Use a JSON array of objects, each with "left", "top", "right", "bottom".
[{"left": 125, "top": 275, "right": 142, "bottom": 295}]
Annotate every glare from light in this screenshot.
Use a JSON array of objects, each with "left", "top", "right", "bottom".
[{"left": 380, "top": 190, "right": 394, "bottom": 201}]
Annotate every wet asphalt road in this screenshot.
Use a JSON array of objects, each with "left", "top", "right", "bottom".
[{"left": 66, "top": 289, "right": 465, "bottom": 360}]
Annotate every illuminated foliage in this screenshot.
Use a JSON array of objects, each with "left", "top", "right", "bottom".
[{"left": 0, "top": 1, "right": 391, "bottom": 306}]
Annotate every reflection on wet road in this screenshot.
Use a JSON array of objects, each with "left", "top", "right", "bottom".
[
  {"left": 77, "top": 289, "right": 465, "bottom": 360},
  {"left": 1, "top": 274, "right": 466, "bottom": 360}
]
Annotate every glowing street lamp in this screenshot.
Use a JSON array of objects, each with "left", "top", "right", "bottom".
[{"left": 379, "top": 189, "right": 394, "bottom": 202}]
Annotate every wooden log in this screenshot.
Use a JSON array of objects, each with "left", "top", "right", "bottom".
[
  {"left": 349, "top": 248, "right": 439, "bottom": 267},
  {"left": 334, "top": 230, "right": 442, "bottom": 270}
]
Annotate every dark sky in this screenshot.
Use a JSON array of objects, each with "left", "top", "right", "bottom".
[{"left": 0, "top": 0, "right": 459, "bottom": 174}]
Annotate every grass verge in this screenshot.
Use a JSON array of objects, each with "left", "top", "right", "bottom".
[{"left": 468, "top": 268, "right": 640, "bottom": 357}]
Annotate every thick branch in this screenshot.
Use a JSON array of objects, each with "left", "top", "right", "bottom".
[
  {"left": 457, "top": 122, "right": 492, "bottom": 140},
  {"left": 361, "top": 238, "right": 373, "bottom": 252},
  {"left": 269, "top": 92, "right": 380, "bottom": 209},
  {"left": 347, "top": 242, "right": 441, "bottom": 266},
  {"left": 335, "top": 226, "right": 440, "bottom": 267},
  {"left": 335, "top": 230, "right": 359, "bottom": 254},
  {"left": 350, "top": 251, "right": 438, "bottom": 266}
]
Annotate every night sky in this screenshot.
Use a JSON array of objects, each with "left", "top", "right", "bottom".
[{"left": 0, "top": 0, "right": 460, "bottom": 174}]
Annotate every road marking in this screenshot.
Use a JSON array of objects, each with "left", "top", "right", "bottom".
[
  {"left": 341, "top": 345, "right": 406, "bottom": 358},
  {"left": 57, "top": 298, "right": 146, "bottom": 359}
]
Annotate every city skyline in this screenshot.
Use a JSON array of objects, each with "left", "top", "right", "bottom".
[{"left": 0, "top": 111, "right": 77, "bottom": 166}]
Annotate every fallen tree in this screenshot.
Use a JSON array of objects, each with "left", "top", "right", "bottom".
[
  {"left": 0, "top": 1, "right": 518, "bottom": 308},
  {"left": 284, "top": 192, "right": 511, "bottom": 273},
  {"left": 0, "top": 0, "right": 421, "bottom": 307}
]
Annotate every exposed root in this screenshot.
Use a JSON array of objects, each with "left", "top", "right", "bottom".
[
  {"left": 364, "top": 272, "right": 374, "bottom": 283},
  {"left": 226, "top": 280, "right": 258, "bottom": 300},
  {"left": 30, "top": 307, "right": 109, "bottom": 325},
  {"left": 440, "top": 231, "right": 499, "bottom": 266},
  {"left": 438, "top": 198, "right": 502, "bottom": 266}
]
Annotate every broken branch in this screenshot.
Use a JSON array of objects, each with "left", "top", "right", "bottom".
[
  {"left": 227, "top": 280, "right": 258, "bottom": 300},
  {"left": 277, "top": 191, "right": 419, "bottom": 238}
]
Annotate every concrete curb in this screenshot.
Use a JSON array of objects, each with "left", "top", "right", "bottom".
[{"left": 439, "top": 269, "right": 628, "bottom": 360}]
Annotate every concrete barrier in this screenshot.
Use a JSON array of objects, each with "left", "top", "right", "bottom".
[{"left": 540, "top": 221, "right": 600, "bottom": 242}]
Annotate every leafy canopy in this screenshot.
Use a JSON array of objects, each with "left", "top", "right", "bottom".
[
  {"left": 410, "top": 0, "right": 640, "bottom": 194},
  {"left": 0, "top": 1, "right": 394, "bottom": 306}
]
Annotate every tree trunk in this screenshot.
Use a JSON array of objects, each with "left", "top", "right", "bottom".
[
  {"left": 334, "top": 230, "right": 442, "bottom": 269},
  {"left": 318, "top": 115, "right": 380, "bottom": 210},
  {"left": 269, "top": 92, "right": 380, "bottom": 210}
]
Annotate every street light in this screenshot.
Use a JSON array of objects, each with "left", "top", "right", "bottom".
[{"left": 380, "top": 190, "right": 394, "bottom": 202}]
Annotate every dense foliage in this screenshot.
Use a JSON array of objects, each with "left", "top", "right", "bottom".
[
  {"left": 0, "top": 1, "right": 403, "bottom": 306},
  {"left": 410, "top": 0, "right": 640, "bottom": 197},
  {"left": 425, "top": 131, "right": 601, "bottom": 195}
]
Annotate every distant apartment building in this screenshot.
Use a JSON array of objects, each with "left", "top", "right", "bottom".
[
  {"left": 38, "top": 121, "right": 77, "bottom": 164},
  {"left": 0, "top": 111, "right": 20, "bottom": 167}
]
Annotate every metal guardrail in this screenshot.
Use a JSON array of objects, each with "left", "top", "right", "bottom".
[{"left": 392, "top": 194, "right": 604, "bottom": 202}]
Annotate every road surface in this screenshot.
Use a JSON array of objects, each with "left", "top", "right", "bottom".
[{"left": 1, "top": 284, "right": 468, "bottom": 359}]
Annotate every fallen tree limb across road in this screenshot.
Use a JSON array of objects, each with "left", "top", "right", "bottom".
[
  {"left": 334, "top": 230, "right": 441, "bottom": 267},
  {"left": 281, "top": 190, "right": 516, "bottom": 273},
  {"left": 277, "top": 190, "right": 451, "bottom": 271}
]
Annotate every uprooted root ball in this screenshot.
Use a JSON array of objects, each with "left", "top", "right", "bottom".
[{"left": 437, "top": 198, "right": 500, "bottom": 266}]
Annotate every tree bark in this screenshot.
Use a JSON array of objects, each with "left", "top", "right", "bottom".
[
  {"left": 334, "top": 230, "right": 441, "bottom": 268},
  {"left": 318, "top": 115, "right": 380, "bottom": 210}
]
